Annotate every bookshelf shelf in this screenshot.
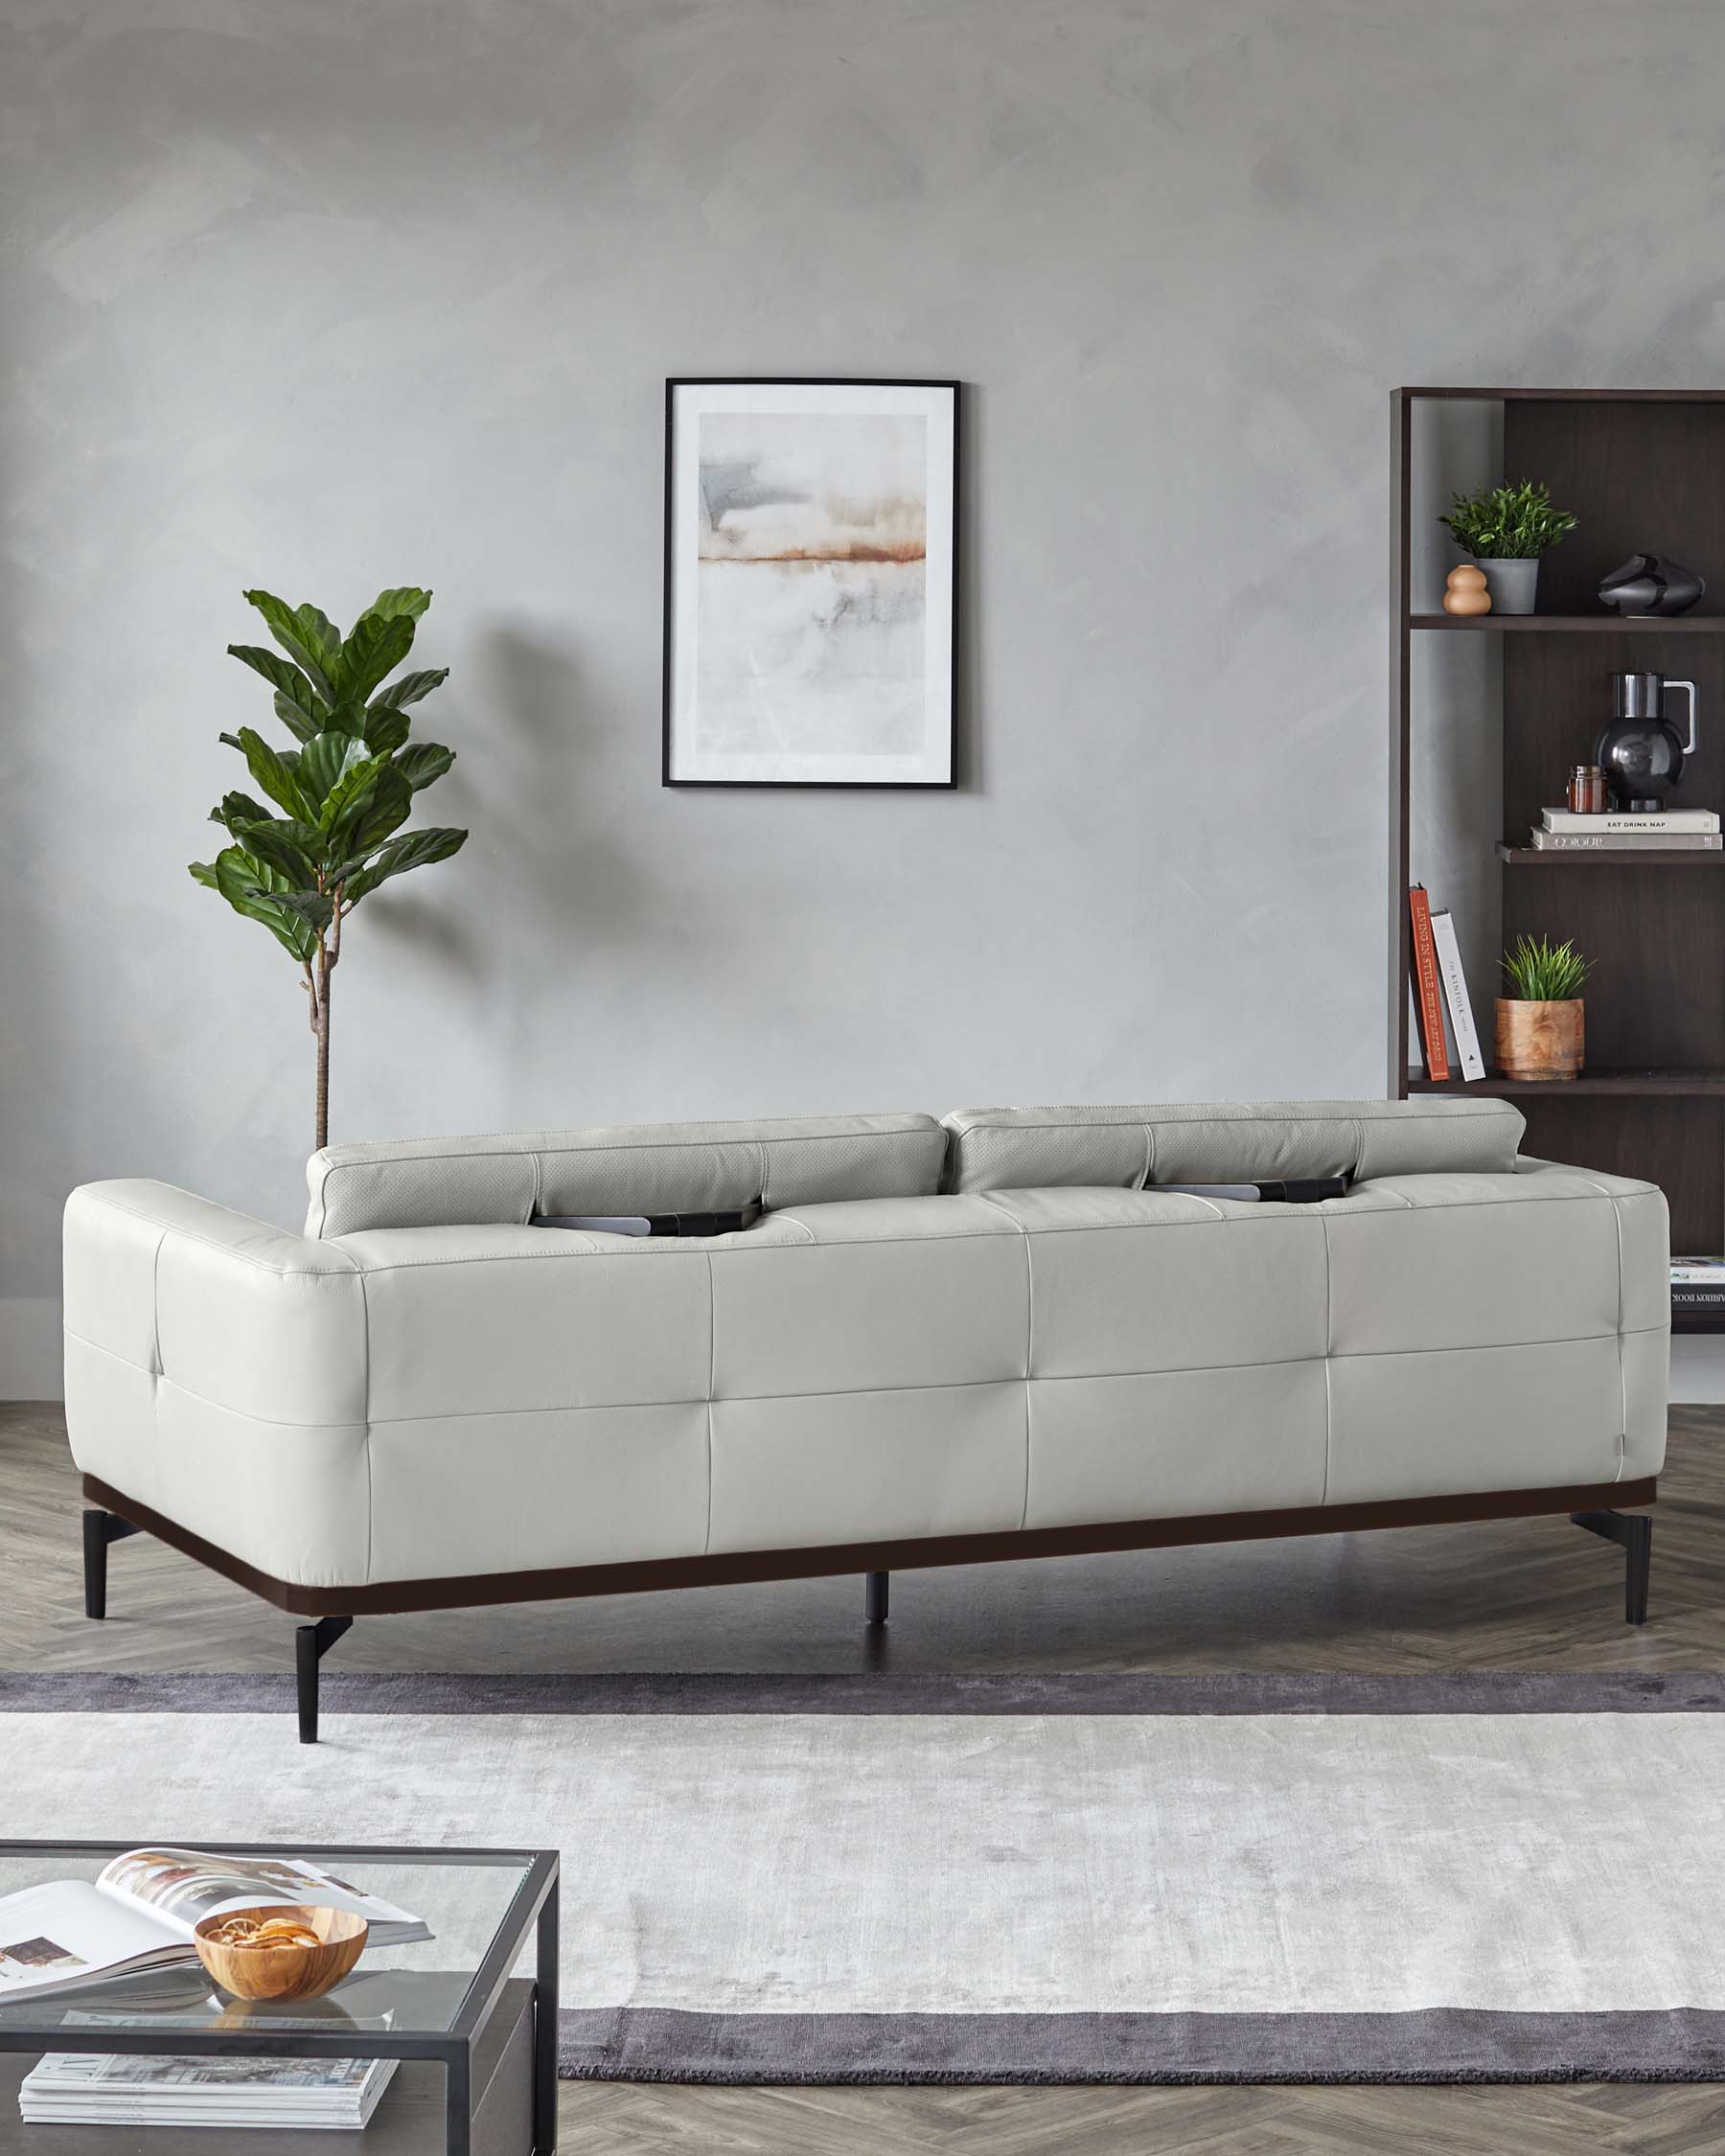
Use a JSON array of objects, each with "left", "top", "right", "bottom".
[
  {"left": 1410, "top": 613, "right": 1725, "bottom": 633},
  {"left": 1394, "top": 385, "right": 1725, "bottom": 1293},
  {"left": 1408, "top": 1069, "right": 1725, "bottom": 1098},
  {"left": 1498, "top": 846, "right": 1725, "bottom": 867}
]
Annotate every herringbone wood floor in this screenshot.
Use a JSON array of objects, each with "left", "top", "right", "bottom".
[{"left": 6, "top": 1400, "right": 1724, "bottom": 2152}]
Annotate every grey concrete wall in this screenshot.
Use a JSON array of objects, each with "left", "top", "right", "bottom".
[{"left": 6, "top": 0, "right": 1725, "bottom": 1395}]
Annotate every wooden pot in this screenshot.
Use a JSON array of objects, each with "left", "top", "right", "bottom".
[{"left": 1495, "top": 998, "right": 1584, "bottom": 1080}]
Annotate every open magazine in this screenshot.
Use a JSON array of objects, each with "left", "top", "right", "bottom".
[{"left": 0, "top": 1849, "right": 430, "bottom": 2003}]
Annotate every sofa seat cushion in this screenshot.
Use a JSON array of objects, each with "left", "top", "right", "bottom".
[
  {"left": 942, "top": 1097, "right": 1527, "bottom": 1193},
  {"left": 306, "top": 1112, "right": 947, "bottom": 1237}
]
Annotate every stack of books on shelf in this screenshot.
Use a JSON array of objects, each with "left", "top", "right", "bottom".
[
  {"left": 1672, "top": 1257, "right": 1725, "bottom": 1322},
  {"left": 1407, "top": 885, "right": 1485, "bottom": 1083},
  {"left": 1524, "top": 808, "right": 1721, "bottom": 852},
  {"left": 19, "top": 2052, "right": 396, "bottom": 2130}
]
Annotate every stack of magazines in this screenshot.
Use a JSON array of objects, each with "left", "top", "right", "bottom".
[
  {"left": 20, "top": 2051, "right": 396, "bottom": 2130},
  {"left": 1672, "top": 1257, "right": 1725, "bottom": 1321}
]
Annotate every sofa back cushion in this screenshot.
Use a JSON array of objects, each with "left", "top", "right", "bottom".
[
  {"left": 941, "top": 1097, "right": 1526, "bottom": 1194},
  {"left": 307, "top": 1112, "right": 948, "bottom": 1238}
]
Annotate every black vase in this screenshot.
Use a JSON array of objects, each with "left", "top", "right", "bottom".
[
  {"left": 1595, "top": 671, "right": 1699, "bottom": 811},
  {"left": 1598, "top": 554, "right": 1705, "bottom": 616}
]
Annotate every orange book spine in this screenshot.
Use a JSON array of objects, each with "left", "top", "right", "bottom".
[{"left": 1408, "top": 885, "right": 1450, "bottom": 1083}]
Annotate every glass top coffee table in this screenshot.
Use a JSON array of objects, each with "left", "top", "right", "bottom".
[{"left": 0, "top": 1842, "right": 558, "bottom": 2155}]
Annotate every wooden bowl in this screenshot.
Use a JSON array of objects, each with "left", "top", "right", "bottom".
[{"left": 194, "top": 1905, "right": 367, "bottom": 2002}]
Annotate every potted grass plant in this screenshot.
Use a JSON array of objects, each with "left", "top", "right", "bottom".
[
  {"left": 1497, "top": 934, "right": 1591, "bottom": 1080},
  {"left": 1438, "top": 480, "right": 1578, "bottom": 615}
]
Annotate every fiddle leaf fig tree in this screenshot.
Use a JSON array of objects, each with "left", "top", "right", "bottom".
[{"left": 190, "top": 586, "right": 468, "bottom": 1152}]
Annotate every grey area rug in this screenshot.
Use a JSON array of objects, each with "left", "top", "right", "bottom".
[{"left": 6, "top": 1670, "right": 1725, "bottom": 2085}]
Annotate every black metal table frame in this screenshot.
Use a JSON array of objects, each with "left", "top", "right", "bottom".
[{"left": 0, "top": 1841, "right": 559, "bottom": 2156}]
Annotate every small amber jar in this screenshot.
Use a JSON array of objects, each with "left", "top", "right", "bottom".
[{"left": 1568, "top": 765, "right": 1609, "bottom": 814}]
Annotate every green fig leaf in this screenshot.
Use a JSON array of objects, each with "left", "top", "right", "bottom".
[
  {"left": 224, "top": 726, "right": 312, "bottom": 819},
  {"left": 344, "top": 825, "right": 468, "bottom": 902},
  {"left": 335, "top": 610, "right": 416, "bottom": 702},
  {"left": 209, "top": 790, "right": 275, "bottom": 833},
  {"left": 190, "top": 846, "right": 318, "bottom": 961},
  {"left": 340, "top": 768, "right": 412, "bottom": 853},
  {"left": 298, "top": 729, "right": 374, "bottom": 809},
  {"left": 243, "top": 591, "right": 341, "bottom": 701},
  {"left": 361, "top": 586, "right": 431, "bottom": 625},
  {"left": 392, "top": 741, "right": 455, "bottom": 792},
  {"left": 368, "top": 667, "right": 448, "bottom": 714},
  {"left": 361, "top": 705, "right": 411, "bottom": 756}
]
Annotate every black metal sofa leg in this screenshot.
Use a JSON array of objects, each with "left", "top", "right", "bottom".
[
  {"left": 865, "top": 1571, "right": 889, "bottom": 1626},
  {"left": 81, "top": 1508, "right": 140, "bottom": 1621},
  {"left": 1571, "top": 1509, "right": 1653, "bottom": 1625},
  {"left": 295, "top": 1616, "right": 354, "bottom": 1744}
]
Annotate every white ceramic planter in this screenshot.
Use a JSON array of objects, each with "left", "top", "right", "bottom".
[{"left": 1479, "top": 558, "right": 1539, "bottom": 614}]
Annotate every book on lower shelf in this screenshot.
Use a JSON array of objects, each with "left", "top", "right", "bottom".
[
  {"left": 1542, "top": 807, "right": 1720, "bottom": 835},
  {"left": 1528, "top": 828, "right": 1722, "bottom": 851},
  {"left": 1427, "top": 907, "right": 1485, "bottom": 1082},
  {"left": 1407, "top": 885, "right": 1450, "bottom": 1083},
  {"left": 19, "top": 2051, "right": 396, "bottom": 2129},
  {"left": 1672, "top": 1257, "right": 1725, "bottom": 1285}
]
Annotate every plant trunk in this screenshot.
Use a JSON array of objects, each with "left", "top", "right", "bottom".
[{"left": 314, "top": 955, "right": 332, "bottom": 1153}]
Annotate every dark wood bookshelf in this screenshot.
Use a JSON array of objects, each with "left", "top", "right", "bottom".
[{"left": 1392, "top": 386, "right": 1725, "bottom": 1299}]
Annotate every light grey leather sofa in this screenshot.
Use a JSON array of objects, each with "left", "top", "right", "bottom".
[{"left": 63, "top": 1097, "right": 1668, "bottom": 1738}]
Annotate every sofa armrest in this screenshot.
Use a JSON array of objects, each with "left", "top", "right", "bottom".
[
  {"left": 63, "top": 1183, "right": 371, "bottom": 1584},
  {"left": 1509, "top": 1156, "right": 1669, "bottom": 1481},
  {"left": 64, "top": 1181, "right": 363, "bottom": 1417}
]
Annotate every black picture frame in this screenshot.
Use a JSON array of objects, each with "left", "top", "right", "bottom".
[{"left": 662, "top": 377, "right": 961, "bottom": 789}]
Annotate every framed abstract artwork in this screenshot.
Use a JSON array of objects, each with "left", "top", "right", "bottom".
[{"left": 663, "top": 378, "right": 959, "bottom": 788}]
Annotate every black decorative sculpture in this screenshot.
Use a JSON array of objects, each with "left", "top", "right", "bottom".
[{"left": 1598, "top": 554, "right": 1705, "bottom": 617}]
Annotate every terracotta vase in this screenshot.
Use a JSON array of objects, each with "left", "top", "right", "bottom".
[
  {"left": 1442, "top": 563, "right": 1491, "bottom": 616},
  {"left": 1495, "top": 998, "right": 1584, "bottom": 1081}
]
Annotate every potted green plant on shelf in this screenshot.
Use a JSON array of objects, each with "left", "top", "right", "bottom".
[
  {"left": 1438, "top": 479, "right": 1578, "bottom": 615},
  {"left": 1497, "top": 933, "right": 1591, "bottom": 1080},
  {"left": 190, "top": 585, "right": 468, "bottom": 1152}
]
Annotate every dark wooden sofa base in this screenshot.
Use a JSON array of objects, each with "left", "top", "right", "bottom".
[{"left": 82, "top": 1472, "right": 1657, "bottom": 1742}]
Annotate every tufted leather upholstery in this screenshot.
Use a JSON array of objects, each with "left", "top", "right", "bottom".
[
  {"left": 941, "top": 1096, "right": 1526, "bottom": 1192},
  {"left": 305, "top": 1112, "right": 947, "bottom": 1238},
  {"left": 62, "top": 1103, "right": 1668, "bottom": 1593}
]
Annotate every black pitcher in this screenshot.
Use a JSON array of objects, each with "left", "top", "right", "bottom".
[{"left": 1596, "top": 672, "right": 1698, "bottom": 811}]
